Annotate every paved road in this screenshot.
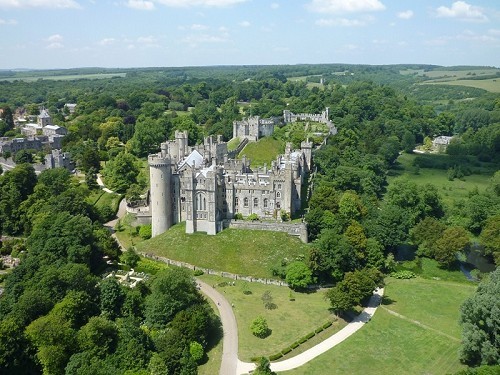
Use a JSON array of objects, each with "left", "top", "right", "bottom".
[{"left": 197, "top": 280, "right": 239, "bottom": 375}]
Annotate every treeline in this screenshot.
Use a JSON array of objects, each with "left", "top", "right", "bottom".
[{"left": 0, "top": 164, "right": 219, "bottom": 374}]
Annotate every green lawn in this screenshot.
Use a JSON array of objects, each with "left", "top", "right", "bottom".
[
  {"left": 389, "top": 153, "right": 494, "bottom": 207},
  {"left": 227, "top": 137, "right": 241, "bottom": 151},
  {"left": 422, "top": 78, "right": 500, "bottom": 93},
  {"left": 87, "top": 190, "right": 122, "bottom": 214},
  {"left": 198, "top": 274, "right": 341, "bottom": 361},
  {"left": 238, "top": 137, "right": 284, "bottom": 167},
  {"left": 135, "top": 222, "right": 310, "bottom": 279},
  {"left": 285, "top": 277, "right": 475, "bottom": 375}
]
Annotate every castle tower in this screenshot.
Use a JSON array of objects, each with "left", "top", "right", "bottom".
[
  {"left": 301, "top": 139, "right": 313, "bottom": 172},
  {"left": 175, "top": 130, "right": 188, "bottom": 160},
  {"left": 148, "top": 143, "right": 172, "bottom": 237}
]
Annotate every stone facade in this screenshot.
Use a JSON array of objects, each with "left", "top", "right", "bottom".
[
  {"left": 232, "top": 116, "right": 281, "bottom": 142},
  {"left": 149, "top": 131, "right": 312, "bottom": 237}
]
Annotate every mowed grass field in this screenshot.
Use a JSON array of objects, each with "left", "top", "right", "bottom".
[
  {"left": 0, "top": 72, "right": 127, "bottom": 82},
  {"left": 285, "top": 277, "right": 476, "bottom": 375},
  {"left": 389, "top": 153, "right": 494, "bottom": 207},
  {"left": 422, "top": 78, "right": 500, "bottom": 93},
  {"left": 135, "top": 222, "right": 310, "bottom": 278},
  {"left": 198, "top": 274, "right": 341, "bottom": 361}
]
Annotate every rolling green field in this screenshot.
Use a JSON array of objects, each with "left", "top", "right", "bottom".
[
  {"left": 422, "top": 78, "right": 500, "bottom": 93},
  {"left": 0, "top": 72, "right": 127, "bottom": 82},
  {"left": 285, "top": 277, "right": 476, "bottom": 375},
  {"left": 135, "top": 222, "right": 310, "bottom": 278},
  {"left": 238, "top": 137, "right": 284, "bottom": 167},
  {"left": 198, "top": 274, "right": 341, "bottom": 361},
  {"left": 389, "top": 153, "right": 494, "bottom": 207}
]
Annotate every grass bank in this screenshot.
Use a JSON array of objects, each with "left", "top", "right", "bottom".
[{"left": 135, "top": 222, "right": 310, "bottom": 279}]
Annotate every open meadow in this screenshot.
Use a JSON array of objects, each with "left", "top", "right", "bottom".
[
  {"left": 285, "top": 276, "right": 476, "bottom": 375},
  {"left": 389, "top": 153, "right": 495, "bottom": 207}
]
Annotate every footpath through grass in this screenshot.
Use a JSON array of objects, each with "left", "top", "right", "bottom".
[
  {"left": 198, "top": 274, "right": 341, "bottom": 362},
  {"left": 135, "top": 223, "right": 310, "bottom": 279},
  {"left": 286, "top": 276, "right": 476, "bottom": 375}
]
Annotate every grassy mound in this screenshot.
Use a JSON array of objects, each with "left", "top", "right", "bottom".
[
  {"left": 135, "top": 222, "right": 309, "bottom": 279},
  {"left": 238, "top": 137, "right": 284, "bottom": 167}
]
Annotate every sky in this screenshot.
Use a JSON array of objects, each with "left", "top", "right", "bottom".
[{"left": 0, "top": 0, "right": 499, "bottom": 69}]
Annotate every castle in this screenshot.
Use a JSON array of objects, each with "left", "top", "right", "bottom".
[{"left": 148, "top": 108, "right": 335, "bottom": 238}]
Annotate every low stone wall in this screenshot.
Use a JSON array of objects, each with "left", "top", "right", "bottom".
[
  {"left": 227, "top": 138, "right": 248, "bottom": 158},
  {"left": 141, "top": 252, "right": 289, "bottom": 287},
  {"left": 225, "top": 220, "right": 308, "bottom": 243}
]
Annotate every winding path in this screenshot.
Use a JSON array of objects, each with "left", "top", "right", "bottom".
[
  {"left": 196, "top": 281, "right": 384, "bottom": 375},
  {"left": 104, "top": 181, "right": 385, "bottom": 374}
]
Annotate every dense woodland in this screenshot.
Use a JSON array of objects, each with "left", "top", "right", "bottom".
[{"left": 0, "top": 64, "right": 499, "bottom": 373}]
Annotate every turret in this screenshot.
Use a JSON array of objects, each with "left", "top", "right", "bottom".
[{"left": 148, "top": 149, "right": 172, "bottom": 237}]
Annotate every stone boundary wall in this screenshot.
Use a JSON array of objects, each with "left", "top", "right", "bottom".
[
  {"left": 224, "top": 220, "right": 308, "bottom": 243},
  {"left": 140, "top": 252, "right": 289, "bottom": 287},
  {"left": 227, "top": 137, "right": 248, "bottom": 159}
]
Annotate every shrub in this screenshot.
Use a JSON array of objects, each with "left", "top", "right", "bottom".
[
  {"left": 269, "top": 353, "right": 283, "bottom": 361},
  {"left": 281, "top": 347, "right": 292, "bottom": 355},
  {"left": 305, "top": 332, "right": 315, "bottom": 340},
  {"left": 390, "top": 270, "right": 416, "bottom": 279},
  {"left": 234, "top": 212, "right": 243, "bottom": 220},
  {"left": 290, "top": 341, "right": 300, "bottom": 349},
  {"left": 139, "top": 224, "right": 152, "bottom": 240},
  {"left": 189, "top": 341, "right": 204, "bottom": 363},
  {"left": 248, "top": 213, "right": 259, "bottom": 221},
  {"left": 193, "top": 269, "right": 204, "bottom": 276},
  {"left": 250, "top": 316, "right": 271, "bottom": 338},
  {"left": 322, "top": 321, "right": 333, "bottom": 330}
]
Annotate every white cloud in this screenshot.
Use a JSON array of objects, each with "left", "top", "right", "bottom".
[
  {"left": 182, "top": 32, "right": 229, "bottom": 47},
  {"left": 153, "top": 0, "right": 246, "bottom": 7},
  {"left": 425, "top": 30, "right": 498, "bottom": 46},
  {"left": 99, "top": 38, "right": 115, "bottom": 46},
  {"left": 435, "top": 1, "right": 488, "bottom": 22},
  {"left": 126, "top": 0, "right": 155, "bottom": 10},
  {"left": 489, "top": 29, "right": 500, "bottom": 36},
  {"left": 0, "top": 18, "right": 17, "bottom": 25},
  {"left": 46, "top": 34, "right": 63, "bottom": 43},
  {"left": 239, "top": 20, "right": 250, "bottom": 27},
  {"left": 315, "top": 17, "right": 367, "bottom": 27},
  {"left": 307, "top": 0, "right": 385, "bottom": 14},
  {"left": 191, "top": 23, "right": 208, "bottom": 30},
  {"left": 0, "top": 0, "right": 81, "bottom": 9},
  {"left": 270, "top": 2, "right": 279, "bottom": 9},
  {"left": 398, "top": 10, "right": 413, "bottom": 19},
  {"left": 46, "top": 42, "right": 64, "bottom": 49}
]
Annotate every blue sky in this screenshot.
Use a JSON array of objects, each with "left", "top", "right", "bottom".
[{"left": 0, "top": 0, "right": 499, "bottom": 69}]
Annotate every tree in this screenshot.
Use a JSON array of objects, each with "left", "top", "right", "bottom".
[
  {"left": 129, "top": 118, "right": 167, "bottom": 156},
  {"left": 85, "top": 167, "right": 99, "bottom": 190},
  {"left": 253, "top": 357, "right": 277, "bottom": 375},
  {"left": 250, "top": 316, "right": 270, "bottom": 338},
  {"left": 14, "top": 150, "right": 33, "bottom": 164},
  {"left": 99, "top": 278, "right": 125, "bottom": 320},
  {"left": 460, "top": 268, "right": 500, "bottom": 366},
  {"left": 401, "top": 131, "right": 416, "bottom": 153},
  {"left": 0, "top": 106, "right": 14, "bottom": 136},
  {"left": 77, "top": 316, "right": 118, "bottom": 356},
  {"left": 285, "top": 261, "right": 313, "bottom": 290},
  {"left": 189, "top": 341, "right": 204, "bottom": 363},
  {"left": 479, "top": 217, "right": 500, "bottom": 266},
  {"left": 102, "top": 151, "right": 140, "bottom": 193},
  {"left": 434, "top": 227, "right": 470, "bottom": 268},
  {"left": 144, "top": 268, "right": 203, "bottom": 328},
  {"left": 410, "top": 217, "right": 447, "bottom": 258},
  {"left": 122, "top": 247, "right": 140, "bottom": 268}
]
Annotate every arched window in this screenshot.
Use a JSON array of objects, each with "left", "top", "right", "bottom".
[
  {"left": 203, "top": 197, "right": 206, "bottom": 211},
  {"left": 244, "top": 197, "right": 249, "bottom": 207},
  {"left": 263, "top": 198, "right": 268, "bottom": 208},
  {"left": 253, "top": 198, "right": 258, "bottom": 207},
  {"left": 276, "top": 192, "right": 281, "bottom": 198},
  {"left": 235, "top": 197, "right": 239, "bottom": 206},
  {"left": 276, "top": 202, "right": 281, "bottom": 209},
  {"left": 278, "top": 183, "right": 282, "bottom": 190}
]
